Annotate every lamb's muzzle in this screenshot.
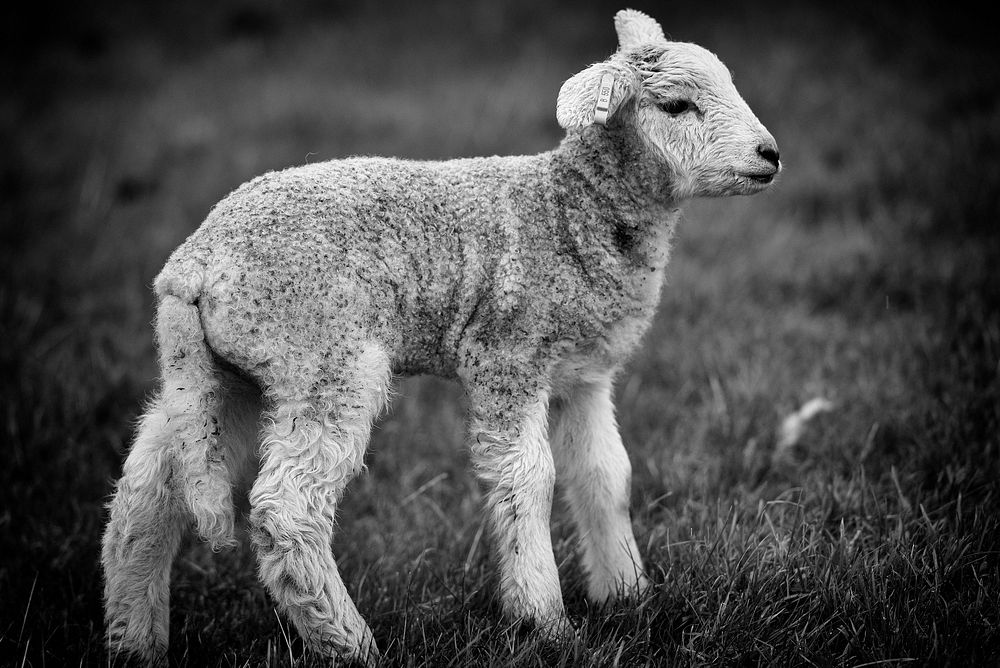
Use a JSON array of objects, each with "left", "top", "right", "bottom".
[
  {"left": 747, "top": 138, "right": 781, "bottom": 184},
  {"left": 758, "top": 142, "right": 781, "bottom": 169},
  {"left": 101, "top": 7, "right": 779, "bottom": 664}
]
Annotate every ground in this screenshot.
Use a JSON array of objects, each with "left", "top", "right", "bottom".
[{"left": 1, "top": 0, "right": 998, "bottom": 665}]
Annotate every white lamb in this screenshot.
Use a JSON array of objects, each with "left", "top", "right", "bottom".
[{"left": 102, "top": 8, "right": 779, "bottom": 664}]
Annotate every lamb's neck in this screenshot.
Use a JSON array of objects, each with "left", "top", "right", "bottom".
[
  {"left": 554, "top": 125, "right": 678, "bottom": 209},
  {"left": 548, "top": 126, "right": 682, "bottom": 269}
]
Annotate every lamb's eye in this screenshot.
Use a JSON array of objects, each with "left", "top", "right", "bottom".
[{"left": 659, "top": 99, "right": 694, "bottom": 115}]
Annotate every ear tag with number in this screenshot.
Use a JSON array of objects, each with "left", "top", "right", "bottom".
[{"left": 593, "top": 74, "right": 615, "bottom": 126}]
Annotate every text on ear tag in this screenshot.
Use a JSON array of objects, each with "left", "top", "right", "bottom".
[{"left": 594, "top": 74, "right": 615, "bottom": 126}]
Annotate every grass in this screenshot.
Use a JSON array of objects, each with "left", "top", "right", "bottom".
[{"left": 2, "top": 0, "right": 999, "bottom": 665}]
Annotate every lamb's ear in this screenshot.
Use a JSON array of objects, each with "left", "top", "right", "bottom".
[
  {"left": 556, "top": 59, "right": 638, "bottom": 130},
  {"left": 614, "top": 9, "right": 666, "bottom": 49}
]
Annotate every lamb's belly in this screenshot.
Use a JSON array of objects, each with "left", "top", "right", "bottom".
[{"left": 392, "top": 319, "right": 462, "bottom": 378}]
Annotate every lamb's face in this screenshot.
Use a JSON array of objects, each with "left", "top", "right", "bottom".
[
  {"left": 556, "top": 10, "right": 780, "bottom": 200},
  {"left": 635, "top": 42, "right": 780, "bottom": 198}
]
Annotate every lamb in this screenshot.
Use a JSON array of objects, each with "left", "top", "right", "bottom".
[{"left": 101, "top": 8, "right": 780, "bottom": 664}]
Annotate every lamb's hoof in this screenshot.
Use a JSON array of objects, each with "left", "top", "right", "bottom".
[
  {"left": 588, "top": 572, "right": 652, "bottom": 606},
  {"left": 106, "top": 639, "right": 166, "bottom": 668},
  {"left": 106, "top": 616, "right": 167, "bottom": 667},
  {"left": 535, "top": 614, "right": 579, "bottom": 647},
  {"left": 350, "top": 638, "right": 381, "bottom": 668},
  {"left": 316, "top": 627, "right": 380, "bottom": 667}
]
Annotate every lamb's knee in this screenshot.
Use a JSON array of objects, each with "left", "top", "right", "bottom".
[
  {"left": 473, "top": 429, "right": 556, "bottom": 511},
  {"left": 248, "top": 504, "right": 326, "bottom": 598},
  {"left": 248, "top": 495, "right": 322, "bottom": 552},
  {"left": 248, "top": 473, "right": 336, "bottom": 563}
]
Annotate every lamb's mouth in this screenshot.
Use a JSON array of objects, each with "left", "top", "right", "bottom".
[{"left": 740, "top": 172, "right": 775, "bottom": 185}]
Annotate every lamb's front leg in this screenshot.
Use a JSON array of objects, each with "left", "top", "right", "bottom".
[
  {"left": 466, "top": 383, "right": 569, "bottom": 638},
  {"left": 550, "top": 374, "right": 650, "bottom": 603}
]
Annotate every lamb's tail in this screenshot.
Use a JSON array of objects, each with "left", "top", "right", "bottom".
[{"left": 154, "top": 293, "right": 238, "bottom": 549}]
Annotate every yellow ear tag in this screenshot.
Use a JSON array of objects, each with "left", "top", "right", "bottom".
[{"left": 593, "top": 74, "right": 615, "bottom": 126}]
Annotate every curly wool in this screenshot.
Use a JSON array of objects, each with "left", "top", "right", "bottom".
[{"left": 159, "top": 127, "right": 679, "bottom": 416}]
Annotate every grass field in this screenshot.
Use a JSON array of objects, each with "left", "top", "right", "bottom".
[{"left": 2, "top": 0, "right": 999, "bottom": 665}]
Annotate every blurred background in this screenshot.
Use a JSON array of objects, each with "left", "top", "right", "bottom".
[{"left": 2, "top": 0, "right": 998, "bottom": 665}]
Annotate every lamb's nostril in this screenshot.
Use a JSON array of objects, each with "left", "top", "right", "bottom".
[{"left": 757, "top": 144, "right": 780, "bottom": 168}]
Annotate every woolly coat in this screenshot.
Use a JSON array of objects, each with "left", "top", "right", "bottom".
[{"left": 156, "top": 124, "right": 679, "bottom": 427}]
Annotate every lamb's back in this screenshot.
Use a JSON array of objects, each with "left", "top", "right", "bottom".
[{"left": 155, "top": 153, "right": 561, "bottom": 376}]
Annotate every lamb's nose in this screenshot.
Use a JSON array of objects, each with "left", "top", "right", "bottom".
[{"left": 757, "top": 143, "right": 780, "bottom": 168}]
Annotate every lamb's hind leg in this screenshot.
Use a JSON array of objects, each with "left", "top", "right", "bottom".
[
  {"left": 248, "top": 342, "right": 390, "bottom": 666},
  {"left": 550, "top": 375, "right": 649, "bottom": 603},
  {"left": 103, "top": 295, "right": 235, "bottom": 664},
  {"left": 102, "top": 396, "right": 188, "bottom": 665}
]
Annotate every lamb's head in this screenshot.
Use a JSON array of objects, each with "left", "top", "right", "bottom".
[{"left": 557, "top": 9, "right": 780, "bottom": 199}]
